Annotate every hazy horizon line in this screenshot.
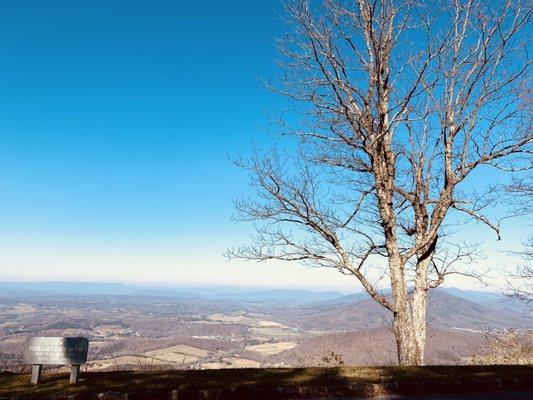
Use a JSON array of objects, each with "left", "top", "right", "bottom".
[{"left": 0, "top": 279, "right": 496, "bottom": 294}]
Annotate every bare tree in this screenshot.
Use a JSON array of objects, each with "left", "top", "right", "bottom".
[
  {"left": 228, "top": 0, "right": 532, "bottom": 366},
  {"left": 507, "top": 240, "right": 533, "bottom": 302},
  {"left": 470, "top": 329, "right": 533, "bottom": 365},
  {"left": 505, "top": 178, "right": 532, "bottom": 302}
]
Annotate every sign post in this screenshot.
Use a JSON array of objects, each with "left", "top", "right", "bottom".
[
  {"left": 23, "top": 337, "right": 89, "bottom": 384},
  {"left": 30, "top": 364, "right": 42, "bottom": 384},
  {"left": 70, "top": 364, "right": 81, "bottom": 384}
]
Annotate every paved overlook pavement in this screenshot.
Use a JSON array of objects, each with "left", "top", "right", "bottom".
[{"left": 320, "top": 389, "right": 533, "bottom": 400}]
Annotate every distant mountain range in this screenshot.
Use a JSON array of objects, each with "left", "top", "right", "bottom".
[
  {"left": 0, "top": 281, "right": 344, "bottom": 304},
  {"left": 290, "top": 289, "right": 531, "bottom": 330},
  {"left": 0, "top": 281, "right": 530, "bottom": 330}
]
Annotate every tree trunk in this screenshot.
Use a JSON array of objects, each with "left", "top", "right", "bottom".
[
  {"left": 411, "top": 248, "right": 435, "bottom": 366},
  {"left": 390, "top": 255, "right": 430, "bottom": 366},
  {"left": 392, "top": 296, "right": 427, "bottom": 366},
  {"left": 392, "top": 305, "right": 418, "bottom": 365},
  {"left": 389, "top": 256, "right": 419, "bottom": 366},
  {"left": 411, "top": 288, "right": 427, "bottom": 366}
]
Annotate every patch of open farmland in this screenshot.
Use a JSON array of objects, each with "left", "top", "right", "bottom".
[
  {"left": 245, "top": 341, "right": 297, "bottom": 355},
  {"left": 87, "top": 355, "right": 173, "bottom": 371},
  {"left": 257, "top": 320, "right": 288, "bottom": 328},
  {"left": 87, "top": 344, "right": 217, "bottom": 370},
  {"left": 207, "top": 314, "right": 258, "bottom": 326},
  {"left": 145, "top": 344, "right": 211, "bottom": 362},
  {"left": 231, "top": 358, "right": 261, "bottom": 367},
  {"left": 249, "top": 327, "right": 300, "bottom": 340},
  {"left": 147, "top": 352, "right": 198, "bottom": 364}
]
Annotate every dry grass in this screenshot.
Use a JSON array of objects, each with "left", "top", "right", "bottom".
[{"left": 1, "top": 365, "right": 532, "bottom": 398}]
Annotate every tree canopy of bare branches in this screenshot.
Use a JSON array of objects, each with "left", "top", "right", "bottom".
[
  {"left": 228, "top": 0, "right": 532, "bottom": 366},
  {"left": 505, "top": 178, "right": 533, "bottom": 302}
]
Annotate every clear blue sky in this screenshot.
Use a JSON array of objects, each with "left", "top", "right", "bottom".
[{"left": 0, "top": 0, "right": 526, "bottom": 289}]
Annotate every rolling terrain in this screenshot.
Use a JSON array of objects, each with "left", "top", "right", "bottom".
[
  {"left": 0, "top": 282, "right": 531, "bottom": 371},
  {"left": 289, "top": 289, "right": 532, "bottom": 331}
]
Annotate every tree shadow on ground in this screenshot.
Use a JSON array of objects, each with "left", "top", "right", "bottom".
[{"left": 1, "top": 365, "right": 532, "bottom": 398}]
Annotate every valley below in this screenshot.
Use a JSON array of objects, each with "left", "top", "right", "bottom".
[{"left": 0, "top": 283, "right": 531, "bottom": 372}]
